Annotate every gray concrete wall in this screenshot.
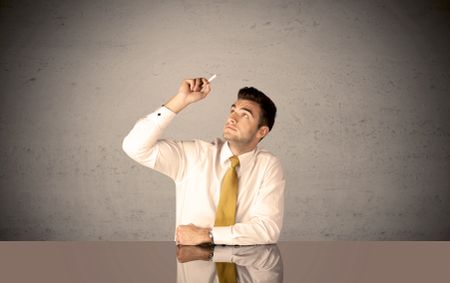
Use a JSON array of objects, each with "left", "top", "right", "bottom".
[{"left": 1, "top": 0, "right": 449, "bottom": 240}]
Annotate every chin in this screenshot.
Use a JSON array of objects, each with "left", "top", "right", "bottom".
[{"left": 223, "top": 132, "right": 235, "bottom": 142}]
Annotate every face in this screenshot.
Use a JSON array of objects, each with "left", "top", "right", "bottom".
[{"left": 223, "top": 99, "right": 269, "bottom": 147}]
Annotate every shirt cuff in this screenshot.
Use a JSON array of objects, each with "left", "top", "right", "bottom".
[
  {"left": 212, "top": 226, "right": 235, "bottom": 245},
  {"left": 145, "top": 106, "right": 176, "bottom": 129}
]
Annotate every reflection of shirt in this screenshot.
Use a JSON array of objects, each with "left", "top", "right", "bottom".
[
  {"left": 122, "top": 106, "right": 285, "bottom": 245},
  {"left": 177, "top": 245, "right": 283, "bottom": 283}
]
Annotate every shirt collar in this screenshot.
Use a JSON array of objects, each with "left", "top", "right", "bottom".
[{"left": 220, "top": 141, "right": 257, "bottom": 169}]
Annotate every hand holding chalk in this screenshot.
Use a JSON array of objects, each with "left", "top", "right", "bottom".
[{"left": 167, "top": 76, "right": 215, "bottom": 113}]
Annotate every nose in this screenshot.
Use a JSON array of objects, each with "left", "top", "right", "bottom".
[{"left": 228, "top": 112, "right": 238, "bottom": 124}]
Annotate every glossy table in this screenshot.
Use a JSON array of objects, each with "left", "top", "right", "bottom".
[{"left": 1, "top": 241, "right": 449, "bottom": 282}]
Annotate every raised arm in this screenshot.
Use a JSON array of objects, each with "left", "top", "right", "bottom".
[{"left": 122, "top": 77, "right": 211, "bottom": 172}]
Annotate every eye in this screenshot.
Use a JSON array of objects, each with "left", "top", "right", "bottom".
[{"left": 243, "top": 113, "right": 249, "bottom": 118}]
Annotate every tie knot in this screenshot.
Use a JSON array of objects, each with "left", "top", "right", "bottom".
[{"left": 229, "top": 155, "right": 240, "bottom": 168}]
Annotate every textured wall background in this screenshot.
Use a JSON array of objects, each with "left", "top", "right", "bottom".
[{"left": 1, "top": 0, "right": 449, "bottom": 240}]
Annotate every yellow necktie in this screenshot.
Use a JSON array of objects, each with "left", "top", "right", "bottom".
[{"left": 215, "top": 155, "right": 240, "bottom": 226}]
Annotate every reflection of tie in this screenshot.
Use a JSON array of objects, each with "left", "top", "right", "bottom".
[
  {"left": 215, "top": 262, "right": 237, "bottom": 283},
  {"left": 215, "top": 156, "right": 240, "bottom": 226}
]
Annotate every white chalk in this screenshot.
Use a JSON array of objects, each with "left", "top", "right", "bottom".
[{"left": 208, "top": 74, "right": 217, "bottom": 82}]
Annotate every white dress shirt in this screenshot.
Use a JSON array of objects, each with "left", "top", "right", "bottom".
[{"left": 122, "top": 106, "right": 285, "bottom": 245}]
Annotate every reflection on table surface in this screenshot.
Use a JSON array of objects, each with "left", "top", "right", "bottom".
[
  {"left": 1, "top": 242, "right": 449, "bottom": 283},
  {"left": 176, "top": 244, "right": 282, "bottom": 283}
]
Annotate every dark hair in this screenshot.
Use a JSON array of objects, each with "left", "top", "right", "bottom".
[{"left": 237, "top": 87, "right": 277, "bottom": 131}]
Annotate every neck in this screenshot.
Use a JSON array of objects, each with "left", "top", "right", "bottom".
[{"left": 228, "top": 141, "right": 257, "bottom": 156}]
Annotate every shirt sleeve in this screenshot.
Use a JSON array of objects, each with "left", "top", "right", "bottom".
[
  {"left": 122, "top": 106, "right": 176, "bottom": 170},
  {"left": 212, "top": 158, "right": 285, "bottom": 245}
]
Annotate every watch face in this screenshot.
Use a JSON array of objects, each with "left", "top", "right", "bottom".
[{"left": 208, "top": 231, "right": 214, "bottom": 244}]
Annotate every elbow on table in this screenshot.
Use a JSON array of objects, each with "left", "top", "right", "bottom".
[
  {"left": 265, "top": 228, "right": 281, "bottom": 244},
  {"left": 257, "top": 219, "right": 282, "bottom": 244}
]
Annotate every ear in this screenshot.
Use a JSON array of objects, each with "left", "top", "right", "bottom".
[{"left": 257, "top": 126, "right": 270, "bottom": 140}]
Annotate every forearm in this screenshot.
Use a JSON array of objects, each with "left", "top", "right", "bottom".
[
  {"left": 212, "top": 217, "right": 282, "bottom": 245},
  {"left": 164, "top": 93, "right": 190, "bottom": 113}
]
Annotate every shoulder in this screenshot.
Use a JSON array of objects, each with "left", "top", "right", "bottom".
[
  {"left": 255, "top": 148, "right": 282, "bottom": 165},
  {"left": 192, "top": 138, "right": 224, "bottom": 150},
  {"left": 176, "top": 138, "right": 224, "bottom": 154},
  {"left": 256, "top": 149, "right": 285, "bottom": 185},
  {"left": 254, "top": 148, "right": 284, "bottom": 175}
]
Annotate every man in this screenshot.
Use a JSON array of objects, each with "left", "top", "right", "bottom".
[{"left": 122, "top": 77, "right": 285, "bottom": 245}]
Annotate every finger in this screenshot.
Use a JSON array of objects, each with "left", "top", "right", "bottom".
[
  {"left": 197, "top": 78, "right": 204, "bottom": 91},
  {"left": 200, "top": 78, "right": 208, "bottom": 89},
  {"left": 185, "top": 79, "right": 194, "bottom": 91},
  {"left": 201, "top": 85, "right": 211, "bottom": 96},
  {"left": 192, "top": 79, "right": 198, "bottom": 91},
  {"left": 193, "top": 78, "right": 202, "bottom": 91},
  {"left": 201, "top": 81, "right": 211, "bottom": 93}
]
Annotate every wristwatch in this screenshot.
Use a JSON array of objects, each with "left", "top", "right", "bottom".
[{"left": 208, "top": 229, "right": 214, "bottom": 245}]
